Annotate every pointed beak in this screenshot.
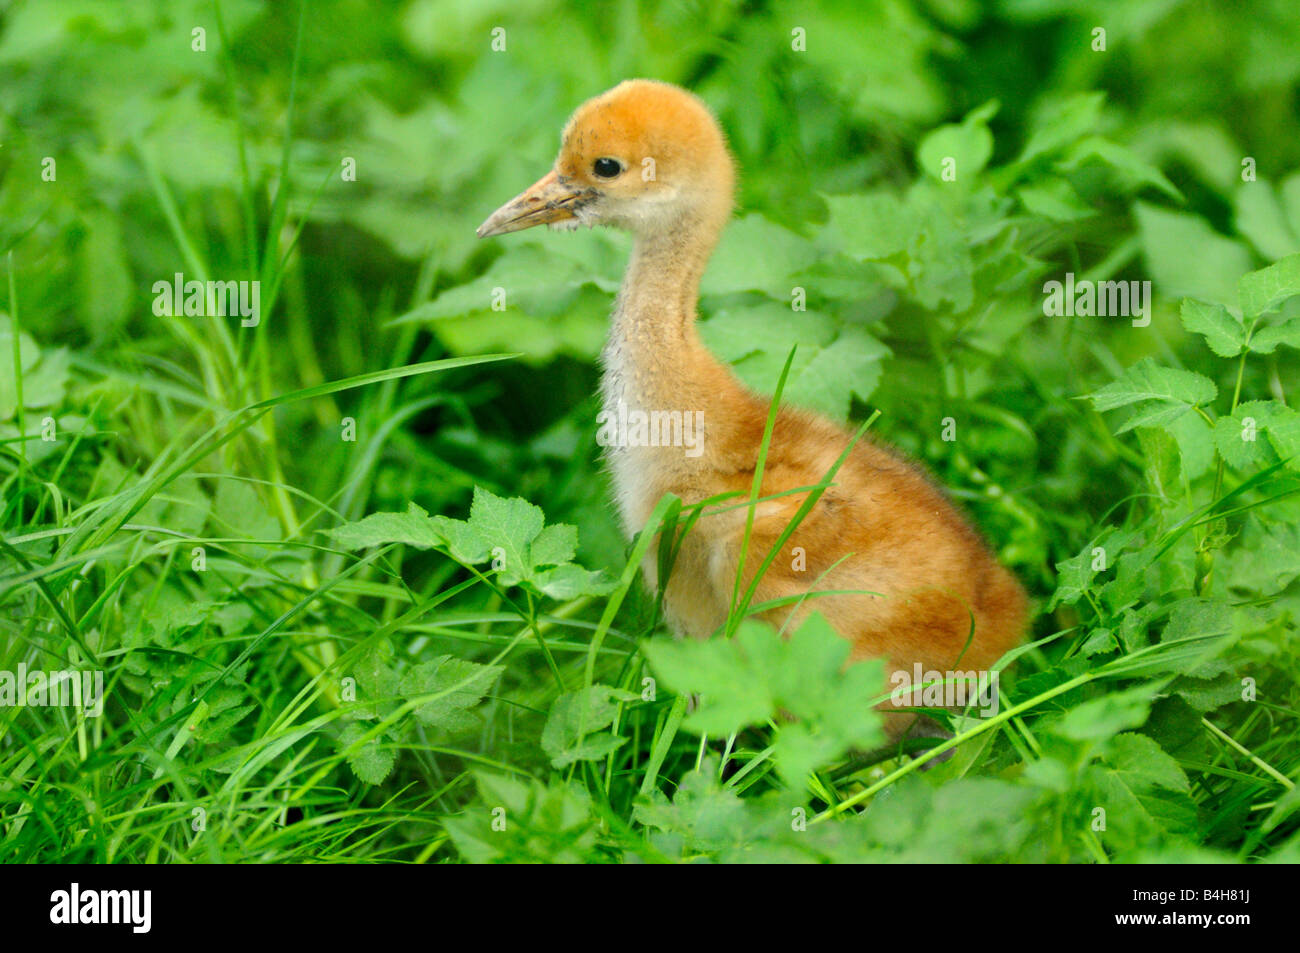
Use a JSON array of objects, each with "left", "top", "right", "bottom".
[{"left": 476, "top": 169, "right": 592, "bottom": 238}]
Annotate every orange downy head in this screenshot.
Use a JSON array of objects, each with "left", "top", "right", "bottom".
[{"left": 477, "top": 79, "right": 735, "bottom": 240}]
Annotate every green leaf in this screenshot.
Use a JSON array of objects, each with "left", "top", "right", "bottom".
[
  {"left": 327, "top": 502, "right": 444, "bottom": 550},
  {"left": 822, "top": 192, "right": 915, "bottom": 260},
  {"left": 701, "top": 304, "right": 891, "bottom": 422},
  {"left": 632, "top": 763, "right": 771, "bottom": 855},
  {"left": 540, "top": 684, "right": 637, "bottom": 768},
  {"left": 1094, "top": 732, "right": 1197, "bottom": 836},
  {"left": 457, "top": 487, "right": 544, "bottom": 582},
  {"left": 443, "top": 772, "right": 599, "bottom": 863},
  {"left": 349, "top": 645, "right": 401, "bottom": 719},
  {"left": 1105, "top": 599, "right": 1236, "bottom": 678},
  {"left": 0, "top": 313, "right": 69, "bottom": 419},
  {"left": 330, "top": 488, "right": 614, "bottom": 599},
  {"left": 339, "top": 723, "right": 395, "bottom": 785},
  {"left": 1048, "top": 527, "right": 1134, "bottom": 610},
  {"left": 1180, "top": 299, "right": 1244, "bottom": 357},
  {"left": 917, "top": 100, "right": 997, "bottom": 183},
  {"left": 1136, "top": 203, "right": 1251, "bottom": 307},
  {"left": 642, "top": 633, "right": 773, "bottom": 736},
  {"left": 1105, "top": 732, "right": 1191, "bottom": 794},
  {"left": 1065, "top": 139, "right": 1182, "bottom": 201},
  {"left": 1017, "top": 177, "right": 1096, "bottom": 221},
  {"left": 644, "top": 615, "right": 884, "bottom": 787},
  {"left": 1238, "top": 252, "right": 1300, "bottom": 318},
  {"left": 530, "top": 523, "right": 577, "bottom": 567},
  {"left": 1054, "top": 682, "right": 1161, "bottom": 741},
  {"left": 1104, "top": 545, "right": 1160, "bottom": 613},
  {"left": 1214, "top": 401, "right": 1277, "bottom": 470},
  {"left": 702, "top": 214, "right": 818, "bottom": 297},
  {"left": 1249, "top": 315, "right": 1300, "bottom": 354},
  {"left": 1215, "top": 400, "right": 1300, "bottom": 471},
  {"left": 1172, "top": 670, "right": 1244, "bottom": 712},
  {"left": 1165, "top": 411, "right": 1216, "bottom": 480},
  {"left": 396, "top": 236, "right": 618, "bottom": 362},
  {"left": 1081, "top": 628, "right": 1119, "bottom": 657},
  {"left": 1014, "top": 93, "right": 1105, "bottom": 166},
  {"left": 531, "top": 563, "right": 616, "bottom": 600},
  {"left": 399, "top": 655, "right": 503, "bottom": 732},
  {"left": 1085, "top": 358, "right": 1217, "bottom": 434},
  {"left": 819, "top": 189, "right": 973, "bottom": 311},
  {"left": 1235, "top": 181, "right": 1300, "bottom": 260}
]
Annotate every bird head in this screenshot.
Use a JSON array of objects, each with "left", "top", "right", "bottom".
[{"left": 477, "top": 79, "right": 735, "bottom": 240}]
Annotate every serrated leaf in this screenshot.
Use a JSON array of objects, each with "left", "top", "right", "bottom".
[
  {"left": 1238, "top": 252, "right": 1300, "bottom": 318},
  {"left": 541, "top": 684, "right": 637, "bottom": 768},
  {"left": 1048, "top": 527, "right": 1134, "bottom": 610},
  {"left": 435, "top": 487, "right": 613, "bottom": 596},
  {"left": 1180, "top": 299, "right": 1244, "bottom": 357},
  {"left": 642, "top": 635, "right": 773, "bottom": 735},
  {"left": 1086, "top": 359, "right": 1218, "bottom": 437},
  {"left": 530, "top": 523, "right": 577, "bottom": 567},
  {"left": 335, "top": 488, "right": 611, "bottom": 599},
  {"left": 461, "top": 486, "right": 544, "bottom": 581},
  {"left": 1214, "top": 401, "right": 1277, "bottom": 470},
  {"left": 1081, "top": 628, "right": 1118, "bottom": 656},
  {"left": 1054, "top": 682, "right": 1160, "bottom": 741},
  {"left": 1105, "top": 732, "right": 1191, "bottom": 794},
  {"left": 644, "top": 615, "right": 884, "bottom": 787},
  {"left": 443, "top": 772, "right": 598, "bottom": 863},
  {"left": 339, "top": 723, "right": 395, "bottom": 785},
  {"left": 531, "top": 563, "right": 616, "bottom": 599},
  {"left": 1215, "top": 401, "right": 1300, "bottom": 471},
  {"left": 1172, "top": 672, "right": 1244, "bottom": 712},
  {"left": 1094, "top": 733, "right": 1197, "bottom": 836},
  {"left": 1087, "top": 358, "right": 1217, "bottom": 413},
  {"left": 1250, "top": 315, "right": 1300, "bottom": 354},
  {"left": 327, "top": 502, "right": 443, "bottom": 550},
  {"left": 1104, "top": 599, "right": 1237, "bottom": 679},
  {"left": 399, "top": 655, "right": 503, "bottom": 731}
]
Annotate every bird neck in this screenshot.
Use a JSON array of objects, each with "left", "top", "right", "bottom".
[{"left": 603, "top": 212, "right": 727, "bottom": 412}]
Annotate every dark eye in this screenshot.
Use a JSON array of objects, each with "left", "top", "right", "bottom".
[{"left": 592, "top": 157, "right": 623, "bottom": 179}]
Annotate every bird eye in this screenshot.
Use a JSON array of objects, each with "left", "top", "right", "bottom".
[{"left": 592, "top": 157, "right": 623, "bottom": 179}]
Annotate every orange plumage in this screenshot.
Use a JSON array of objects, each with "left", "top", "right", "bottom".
[{"left": 479, "top": 80, "right": 1027, "bottom": 737}]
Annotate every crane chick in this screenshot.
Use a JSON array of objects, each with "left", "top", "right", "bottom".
[{"left": 478, "top": 80, "right": 1027, "bottom": 737}]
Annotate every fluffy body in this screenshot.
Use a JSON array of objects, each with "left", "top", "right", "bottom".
[{"left": 480, "top": 80, "right": 1028, "bottom": 736}]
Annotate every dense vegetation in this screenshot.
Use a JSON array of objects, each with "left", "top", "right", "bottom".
[{"left": 2, "top": 0, "right": 1298, "bottom": 863}]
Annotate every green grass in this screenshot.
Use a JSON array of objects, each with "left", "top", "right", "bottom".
[{"left": 2, "top": 0, "right": 1299, "bottom": 863}]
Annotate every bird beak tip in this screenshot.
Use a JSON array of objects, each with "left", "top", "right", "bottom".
[{"left": 475, "top": 171, "right": 586, "bottom": 240}]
